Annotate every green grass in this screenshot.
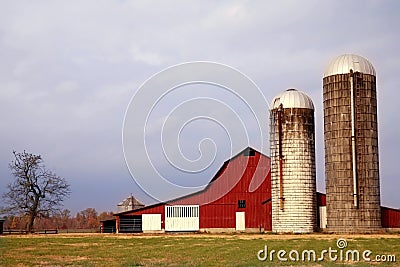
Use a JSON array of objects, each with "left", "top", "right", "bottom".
[{"left": 0, "top": 233, "right": 399, "bottom": 266}]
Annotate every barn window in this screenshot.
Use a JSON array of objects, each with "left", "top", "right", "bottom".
[
  {"left": 244, "top": 148, "right": 255, "bottom": 156},
  {"left": 238, "top": 200, "right": 246, "bottom": 208},
  {"left": 165, "top": 205, "right": 200, "bottom": 231},
  {"left": 166, "top": 205, "right": 200, "bottom": 218}
]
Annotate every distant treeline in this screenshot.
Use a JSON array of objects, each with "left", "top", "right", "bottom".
[{"left": 2, "top": 208, "right": 114, "bottom": 231}]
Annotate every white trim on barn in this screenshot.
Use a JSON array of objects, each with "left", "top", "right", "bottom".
[
  {"left": 165, "top": 205, "right": 199, "bottom": 231},
  {"left": 319, "top": 206, "right": 327, "bottom": 229},
  {"left": 142, "top": 214, "right": 162, "bottom": 232},
  {"left": 235, "top": 212, "right": 245, "bottom": 231}
]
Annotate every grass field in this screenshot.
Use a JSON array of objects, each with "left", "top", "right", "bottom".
[{"left": 0, "top": 233, "right": 399, "bottom": 266}]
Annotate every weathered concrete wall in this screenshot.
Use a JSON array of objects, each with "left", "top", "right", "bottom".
[
  {"left": 323, "top": 73, "right": 381, "bottom": 233},
  {"left": 270, "top": 107, "right": 317, "bottom": 233}
]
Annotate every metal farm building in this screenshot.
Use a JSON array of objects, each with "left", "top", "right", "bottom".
[
  {"left": 323, "top": 54, "right": 381, "bottom": 233},
  {"left": 270, "top": 89, "right": 317, "bottom": 233},
  {"left": 115, "top": 148, "right": 272, "bottom": 233}
]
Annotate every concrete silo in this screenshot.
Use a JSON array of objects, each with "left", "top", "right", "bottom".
[
  {"left": 323, "top": 54, "right": 381, "bottom": 233},
  {"left": 270, "top": 89, "right": 317, "bottom": 233}
]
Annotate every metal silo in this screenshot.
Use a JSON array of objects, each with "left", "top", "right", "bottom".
[
  {"left": 323, "top": 54, "right": 381, "bottom": 233},
  {"left": 270, "top": 89, "right": 317, "bottom": 233}
]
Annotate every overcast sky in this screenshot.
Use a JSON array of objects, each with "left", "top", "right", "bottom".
[{"left": 1, "top": 1, "right": 399, "bottom": 214}]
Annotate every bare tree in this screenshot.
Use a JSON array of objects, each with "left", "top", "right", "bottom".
[{"left": 2, "top": 151, "right": 71, "bottom": 232}]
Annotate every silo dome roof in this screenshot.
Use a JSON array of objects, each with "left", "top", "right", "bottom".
[
  {"left": 323, "top": 54, "right": 376, "bottom": 77},
  {"left": 270, "top": 89, "right": 314, "bottom": 110}
]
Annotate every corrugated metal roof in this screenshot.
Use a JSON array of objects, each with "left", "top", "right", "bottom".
[
  {"left": 324, "top": 54, "right": 376, "bottom": 77},
  {"left": 118, "top": 195, "right": 144, "bottom": 207},
  {"left": 117, "top": 195, "right": 145, "bottom": 213},
  {"left": 270, "top": 89, "right": 314, "bottom": 110}
]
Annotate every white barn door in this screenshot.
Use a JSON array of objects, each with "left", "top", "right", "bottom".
[
  {"left": 319, "top": 206, "right": 327, "bottom": 229},
  {"left": 142, "top": 214, "right": 161, "bottom": 232},
  {"left": 165, "top": 205, "right": 199, "bottom": 231},
  {"left": 236, "top": 212, "right": 245, "bottom": 231}
]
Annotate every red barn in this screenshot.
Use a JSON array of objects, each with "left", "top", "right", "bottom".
[
  {"left": 115, "top": 147, "right": 272, "bottom": 233},
  {"left": 381, "top": 207, "right": 400, "bottom": 229},
  {"left": 114, "top": 147, "right": 400, "bottom": 233}
]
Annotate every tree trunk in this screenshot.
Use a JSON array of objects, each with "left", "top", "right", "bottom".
[{"left": 27, "top": 214, "right": 35, "bottom": 233}]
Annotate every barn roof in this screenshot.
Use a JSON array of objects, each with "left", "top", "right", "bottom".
[
  {"left": 117, "top": 195, "right": 144, "bottom": 207},
  {"left": 115, "top": 147, "right": 268, "bottom": 215}
]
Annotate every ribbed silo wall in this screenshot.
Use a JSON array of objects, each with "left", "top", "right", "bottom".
[
  {"left": 323, "top": 72, "right": 381, "bottom": 233},
  {"left": 270, "top": 108, "right": 317, "bottom": 233}
]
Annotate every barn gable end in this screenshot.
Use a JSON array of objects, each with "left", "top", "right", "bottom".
[{"left": 115, "top": 147, "right": 272, "bottom": 233}]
